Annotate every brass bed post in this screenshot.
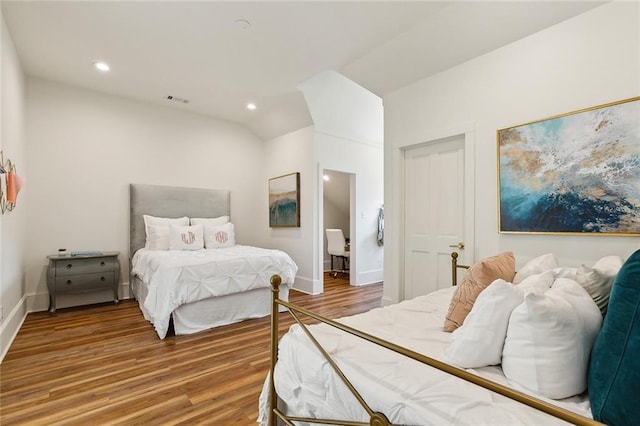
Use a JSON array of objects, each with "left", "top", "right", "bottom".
[
  {"left": 451, "top": 251, "right": 470, "bottom": 285},
  {"left": 269, "top": 274, "right": 282, "bottom": 426},
  {"left": 451, "top": 252, "right": 459, "bottom": 285}
]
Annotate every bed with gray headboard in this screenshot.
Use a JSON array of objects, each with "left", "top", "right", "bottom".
[{"left": 129, "top": 183, "right": 296, "bottom": 339}]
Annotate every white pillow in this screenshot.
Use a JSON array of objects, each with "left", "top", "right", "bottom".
[
  {"left": 502, "top": 278, "right": 602, "bottom": 399},
  {"left": 552, "top": 266, "right": 578, "bottom": 280},
  {"left": 575, "top": 255, "right": 624, "bottom": 316},
  {"left": 143, "top": 215, "right": 189, "bottom": 248},
  {"left": 445, "top": 280, "right": 523, "bottom": 368},
  {"left": 190, "top": 216, "right": 230, "bottom": 226},
  {"left": 145, "top": 224, "right": 171, "bottom": 250},
  {"left": 513, "top": 253, "right": 558, "bottom": 284},
  {"left": 204, "top": 222, "right": 235, "bottom": 248},
  {"left": 169, "top": 224, "right": 204, "bottom": 250},
  {"left": 514, "top": 270, "right": 555, "bottom": 294}
]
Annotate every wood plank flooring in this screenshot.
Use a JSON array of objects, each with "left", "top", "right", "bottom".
[{"left": 0, "top": 274, "right": 382, "bottom": 425}]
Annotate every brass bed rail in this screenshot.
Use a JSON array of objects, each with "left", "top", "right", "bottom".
[{"left": 268, "top": 253, "right": 603, "bottom": 426}]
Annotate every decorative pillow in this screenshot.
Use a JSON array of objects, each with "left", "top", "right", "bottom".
[
  {"left": 143, "top": 215, "right": 189, "bottom": 248},
  {"left": 502, "top": 278, "right": 602, "bottom": 399},
  {"left": 445, "top": 279, "right": 523, "bottom": 368},
  {"left": 589, "top": 249, "right": 640, "bottom": 425},
  {"left": 576, "top": 256, "right": 624, "bottom": 316},
  {"left": 145, "top": 224, "right": 171, "bottom": 250},
  {"left": 190, "top": 216, "right": 230, "bottom": 226},
  {"left": 169, "top": 224, "right": 204, "bottom": 250},
  {"left": 513, "top": 253, "right": 558, "bottom": 284},
  {"left": 443, "top": 252, "right": 515, "bottom": 332},
  {"left": 514, "top": 270, "right": 555, "bottom": 294},
  {"left": 204, "top": 222, "right": 235, "bottom": 248},
  {"left": 553, "top": 266, "right": 578, "bottom": 280}
]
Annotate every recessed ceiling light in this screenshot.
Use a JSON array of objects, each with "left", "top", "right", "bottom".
[
  {"left": 93, "top": 61, "right": 110, "bottom": 72},
  {"left": 247, "top": 103, "right": 257, "bottom": 110}
]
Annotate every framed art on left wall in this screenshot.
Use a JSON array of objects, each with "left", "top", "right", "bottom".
[{"left": 269, "top": 172, "right": 300, "bottom": 227}]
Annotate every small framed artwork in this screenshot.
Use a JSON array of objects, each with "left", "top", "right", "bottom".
[
  {"left": 497, "top": 96, "right": 640, "bottom": 235},
  {"left": 269, "top": 172, "right": 300, "bottom": 227}
]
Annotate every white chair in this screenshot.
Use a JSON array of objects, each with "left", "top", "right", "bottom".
[{"left": 326, "top": 229, "right": 350, "bottom": 278}]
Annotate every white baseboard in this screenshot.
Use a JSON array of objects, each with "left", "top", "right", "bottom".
[
  {"left": 354, "top": 268, "right": 383, "bottom": 286},
  {"left": 27, "top": 291, "right": 49, "bottom": 313},
  {"left": 0, "top": 294, "right": 27, "bottom": 363},
  {"left": 27, "top": 282, "right": 131, "bottom": 313},
  {"left": 291, "top": 276, "right": 322, "bottom": 295}
]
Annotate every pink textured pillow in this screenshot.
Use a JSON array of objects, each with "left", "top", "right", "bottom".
[{"left": 443, "top": 251, "right": 516, "bottom": 332}]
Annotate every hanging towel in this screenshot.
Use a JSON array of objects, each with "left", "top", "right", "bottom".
[{"left": 377, "top": 206, "right": 384, "bottom": 246}]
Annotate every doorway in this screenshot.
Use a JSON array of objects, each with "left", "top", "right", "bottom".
[
  {"left": 323, "top": 170, "right": 352, "bottom": 284},
  {"left": 403, "top": 134, "right": 471, "bottom": 299}
]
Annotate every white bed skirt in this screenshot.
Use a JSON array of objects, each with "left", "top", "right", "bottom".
[{"left": 132, "top": 275, "right": 289, "bottom": 336}]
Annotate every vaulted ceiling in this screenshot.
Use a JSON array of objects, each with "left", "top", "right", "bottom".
[{"left": 2, "top": 1, "right": 604, "bottom": 140}]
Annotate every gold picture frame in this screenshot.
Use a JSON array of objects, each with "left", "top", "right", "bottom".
[{"left": 497, "top": 96, "right": 640, "bottom": 235}]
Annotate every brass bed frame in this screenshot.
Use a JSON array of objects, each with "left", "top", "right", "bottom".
[{"left": 267, "top": 252, "right": 603, "bottom": 426}]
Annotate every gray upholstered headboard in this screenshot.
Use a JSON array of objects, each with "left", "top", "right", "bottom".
[{"left": 129, "top": 184, "right": 230, "bottom": 260}]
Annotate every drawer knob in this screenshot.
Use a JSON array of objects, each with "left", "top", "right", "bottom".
[
  {"left": 66, "top": 264, "right": 73, "bottom": 269},
  {"left": 101, "top": 276, "right": 106, "bottom": 281},
  {"left": 100, "top": 261, "right": 106, "bottom": 266},
  {"left": 66, "top": 280, "right": 72, "bottom": 285}
]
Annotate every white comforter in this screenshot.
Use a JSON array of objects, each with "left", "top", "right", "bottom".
[
  {"left": 259, "top": 287, "right": 592, "bottom": 425},
  {"left": 131, "top": 246, "right": 298, "bottom": 339}
]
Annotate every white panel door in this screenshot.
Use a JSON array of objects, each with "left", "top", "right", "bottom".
[{"left": 403, "top": 136, "right": 467, "bottom": 299}]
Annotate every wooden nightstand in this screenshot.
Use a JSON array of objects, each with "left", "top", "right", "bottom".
[{"left": 46, "top": 251, "right": 120, "bottom": 314}]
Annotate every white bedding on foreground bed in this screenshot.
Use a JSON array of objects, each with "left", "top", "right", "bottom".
[
  {"left": 132, "top": 245, "right": 298, "bottom": 338},
  {"left": 258, "top": 287, "right": 592, "bottom": 425}
]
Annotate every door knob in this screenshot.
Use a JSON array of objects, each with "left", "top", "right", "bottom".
[{"left": 449, "top": 242, "right": 465, "bottom": 249}]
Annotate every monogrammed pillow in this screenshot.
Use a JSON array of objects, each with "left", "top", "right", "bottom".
[
  {"left": 169, "top": 224, "right": 204, "bottom": 251},
  {"left": 204, "top": 222, "right": 236, "bottom": 248}
]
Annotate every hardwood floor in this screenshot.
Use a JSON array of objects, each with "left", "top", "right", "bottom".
[{"left": 0, "top": 274, "right": 382, "bottom": 425}]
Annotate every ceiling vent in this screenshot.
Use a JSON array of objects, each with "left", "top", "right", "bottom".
[{"left": 166, "top": 95, "right": 189, "bottom": 104}]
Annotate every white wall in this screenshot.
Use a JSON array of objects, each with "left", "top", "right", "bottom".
[
  {"left": 0, "top": 14, "right": 27, "bottom": 361},
  {"left": 263, "top": 71, "right": 384, "bottom": 294},
  {"left": 299, "top": 71, "right": 384, "bottom": 292},
  {"left": 25, "top": 78, "right": 267, "bottom": 311},
  {"left": 315, "top": 132, "right": 384, "bottom": 288},
  {"left": 263, "top": 126, "right": 314, "bottom": 292},
  {"left": 384, "top": 2, "right": 640, "bottom": 304}
]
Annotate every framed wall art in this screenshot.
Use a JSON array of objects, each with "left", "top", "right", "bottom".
[
  {"left": 269, "top": 172, "right": 300, "bottom": 227},
  {"left": 497, "top": 96, "right": 639, "bottom": 235}
]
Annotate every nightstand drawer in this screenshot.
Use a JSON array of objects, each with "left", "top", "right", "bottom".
[
  {"left": 55, "top": 257, "right": 117, "bottom": 276},
  {"left": 55, "top": 272, "right": 115, "bottom": 293}
]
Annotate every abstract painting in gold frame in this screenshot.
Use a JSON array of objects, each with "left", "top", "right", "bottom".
[{"left": 497, "top": 96, "right": 639, "bottom": 235}]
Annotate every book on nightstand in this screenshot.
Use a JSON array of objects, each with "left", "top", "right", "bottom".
[{"left": 70, "top": 251, "right": 104, "bottom": 257}]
